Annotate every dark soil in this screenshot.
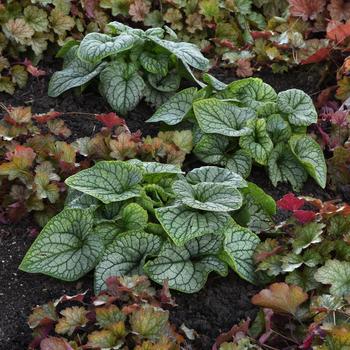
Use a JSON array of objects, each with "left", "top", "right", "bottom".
[{"left": 0, "top": 58, "right": 339, "bottom": 350}]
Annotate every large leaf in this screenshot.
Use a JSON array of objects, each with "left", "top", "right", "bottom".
[
  {"left": 194, "top": 99, "right": 256, "bottom": 137},
  {"left": 277, "top": 89, "right": 317, "bottom": 126},
  {"left": 266, "top": 114, "right": 292, "bottom": 144},
  {"left": 144, "top": 234, "right": 228, "bottom": 293},
  {"left": 172, "top": 180, "right": 243, "bottom": 212},
  {"left": 139, "top": 52, "right": 169, "bottom": 76},
  {"left": 48, "top": 56, "right": 107, "bottom": 97},
  {"left": 226, "top": 150, "right": 253, "bottom": 179},
  {"left": 289, "top": 135, "right": 327, "bottom": 188},
  {"left": 94, "top": 231, "right": 162, "bottom": 292},
  {"left": 186, "top": 166, "right": 247, "bottom": 188},
  {"left": 268, "top": 143, "right": 308, "bottom": 192},
  {"left": 314, "top": 260, "right": 350, "bottom": 297},
  {"left": 20, "top": 209, "right": 103, "bottom": 281},
  {"left": 150, "top": 37, "right": 209, "bottom": 71},
  {"left": 237, "top": 80, "right": 277, "bottom": 109},
  {"left": 193, "top": 134, "right": 230, "bottom": 165},
  {"left": 147, "top": 87, "right": 198, "bottom": 125},
  {"left": 78, "top": 32, "right": 137, "bottom": 63},
  {"left": 99, "top": 61, "right": 145, "bottom": 115},
  {"left": 147, "top": 73, "right": 180, "bottom": 93},
  {"left": 65, "top": 161, "right": 143, "bottom": 204},
  {"left": 221, "top": 221, "right": 260, "bottom": 283},
  {"left": 155, "top": 205, "right": 229, "bottom": 245},
  {"left": 65, "top": 188, "right": 100, "bottom": 209},
  {"left": 239, "top": 119, "right": 273, "bottom": 165}
]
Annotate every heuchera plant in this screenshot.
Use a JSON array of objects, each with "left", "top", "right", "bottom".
[
  {"left": 27, "top": 275, "right": 184, "bottom": 350},
  {"left": 48, "top": 21, "right": 209, "bottom": 115},
  {"left": 20, "top": 160, "right": 276, "bottom": 293},
  {"left": 0, "top": 106, "right": 192, "bottom": 225},
  {"left": 148, "top": 76, "right": 327, "bottom": 192}
]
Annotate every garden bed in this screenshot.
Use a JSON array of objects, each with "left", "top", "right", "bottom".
[{"left": 0, "top": 60, "right": 340, "bottom": 349}]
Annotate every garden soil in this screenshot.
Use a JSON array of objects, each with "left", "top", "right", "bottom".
[{"left": 0, "top": 59, "right": 339, "bottom": 350}]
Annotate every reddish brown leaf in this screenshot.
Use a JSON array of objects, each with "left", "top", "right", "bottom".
[
  {"left": 327, "top": 21, "right": 350, "bottom": 43},
  {"left": 301, "top": 47, "right": 330, "bottom": 64},
  {"left": 23, "top": 59, "right": 46, "bottom": 77},
  {"left": 82, "top": 0, "right": 97, "bottom": 18},
  {"left": 289, "top": 0, "right": 326, "bottom": 20},
  {"left": 40, "top": 337, "right": 73, "bottom": 350},
  {"left": 33, "top": 111, "right": 62, "bottom": 123},
  {"left": 293, "top": 210, "right": 317, "bottom": 223},
  {"left": 252, "top": 283, "right": 308, "bottom": 315},
  {"left": 328, "top": 0, "right": 350, "bottom": 22},
  {"left": 277, "top": 193, "right": 305, "bottom": 211},
  {"left": 236, "top": 59, "right": 253, "bottom": 78},
  {"left": 96, "top": 112, "right": 126, "bottom": 128}
]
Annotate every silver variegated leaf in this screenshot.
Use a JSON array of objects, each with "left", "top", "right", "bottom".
[
  {"left": 99, "top": 61, "right": 145, "bottom": 115},
  {"left": 266, "top": 114, "right": 292, "bottom": 143},
  {"left": 268, "top": 143, "right": 308, "bottom": 192},
  {"left": 94, "top": 230, "right": 163, "bottom": 292},
  {"left": 155, "top": 205, "right": 229, "bottom": 245},
  {"left": 144, "top": 234, "right": 228, "bottom": 293},
  {"left": 289, "top": 135, "right": 327, "bottom": 188},
  {"left": 147, "top": 72, "right": 180, "bottom": 92},
  {"left": 194, "top": 99, "right": 256, "bottom": 137},
  {"left": 226, "top": 150, "right": 252, "bottom": 179},
  {"left": 65, "top": 161, "right": 143, "bottom": 204},
  {"left": 139, "top": 52, "right": 169, "bottom": 76},
  {"left": 20, "top": 208, "right": 103, "bottom": 281}
]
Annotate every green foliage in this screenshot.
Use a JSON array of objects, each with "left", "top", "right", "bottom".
[
  {"left": 20, "top": 160, "right": 276, "bottom": 293},
  {"left": 27, "top": 275, "right": 184, "bottom": 349},
  {"left": 49, "top": 21, "right": 209, "bottom": 115},
  {"left": 0, "top": 106, "right": 193, "bottom": 225},
  {"left": 149, "top": 77, "right": 326, "bottom": 191}
]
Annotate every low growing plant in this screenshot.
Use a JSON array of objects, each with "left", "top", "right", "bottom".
[
  {"left": 20, "top": 160, "right": 276, "bottom": 293},
  {"left": 27, "top": 275, "right": 185, "bottom": 350},
  {"left": 148, "top": 76, "right": 327, "bottom": 192},
  {"left": 0, "top": 106, "right": 192, "bottom": 225},
  {"left": 48, "top": 21, "right": 209, "bottom": 115}
]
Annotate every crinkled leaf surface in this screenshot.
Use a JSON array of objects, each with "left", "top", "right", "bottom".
[
  {"left": 48, "top": 55, "right": 107, "bottom": 97},
  {"left": 194, "top": 134, "right": 230, "bottom": 165},
  {"left": 144, "top": 234, "right": 228, "bottom": 293},
  {"left": 155, "top": 205, "right": 229, "bottom": 245},
  {"left": 266, "top": 114, "right": 292, "bottom": 144},
  {"left": 194, "top": 99, "right": 256, "bottom": 137},
  {"left": 239, "top": 119, "right": 273, "bottom": 165},
  {"left": 289, "top": 135, "right": 327, "bottom": 188},
  {"left": 173, "top": 180, "right": 243, "bottom": 212},
  {"left": 147, "top": 87, "right": 198, "bottom": 125},
  {"left": 315, "top": 260, "right": 350, "bottom": 297},
  {"left": 20, "top": 208, "right": 103, "bottom": 281},
  {"left": 222, "top": 221, "right": 260, "bottom": 283},
  {"left": 277, "top": 89, "right": 317, "bottom": 126},
  {"left": 95, "top": 231, "right": 162, "bottom": 292},
  {"left": 139, "top": 52, "right": 169, "bottom": 76},
  {"left": 65, "top": 161, "right": 143, "bottom": 204},
  {"left": 100, "top": 61, "right": 145, "bottom": 115},
  {"left": 117, "top": 203, "right": 148, "bottom": 231},
  {"left": 268, "top": 143, "right": 308, "bottom": 192},
  {"left": 186, "top": 166, "right": 247, "bottom": 188},
  {"left": 78, "top": 32, "right": 137, "bottom": 63},
  {"left": 226, "top": 150, "right": 253, "bottom": 179}
]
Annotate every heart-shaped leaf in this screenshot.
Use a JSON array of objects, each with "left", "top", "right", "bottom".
[
  {"left": 95, "top": 231, "right": 163, "bottom": 292},
  {"left": 194, "top": 134, "right": 230, "bottom": 165},
  {"left": 194, "top": 99, "right": 256, "bottom": 137},
  {"left": 289, "top": 135, "right": 327, "bottom": 188},
  {"left": 78, "top": 32, "right": 137, "bottom": 63},
  {"left": 20, "top": 208, "right": 103, "bottom": 281},
  {"left": 139, "top": 52, "right": 169, "bottom": 76},
  {"left": 99, "top": 61, "right": 145, "bottom": 115},
  {"left": 221, "top": 221, "right": 260, "bottom": 283},
  {"left": 147, "top": 87, "right": 199, "bottom": 125},
  {"left": 172, "top": 180, "right": 243, "bottom": 212},
  {"left": 292, "top": 222, "right": 324, "bottom": 254},
  {"left": 65, "top": 161, "right": 143, "bottom": 204},
  {"left": 277, "top": 89, "right": 317, "bottom": 126},
  {"left": 268, "top": 143, "right": 308, "bottom": 192},
  {"left": 144, "top": 234, "right": 228, "bottom": 293},
  {"left": 266, "top": 114, "right": 292, "bottom": 144},
  {"left": 155, "top": 205, "right": 229, "bottom": 245},
  {"left": 226, "top": 150, "right": 252, "bottom": 179},
  {"left": 239, "top": 119, "right": 273, "bottom": 165},
  {"left": 147, "top": 73, "right": 180, "bottom": 92},
  {"left": 65, "top": 188, "right": 100, "bottom": 209},
  {"left": 186, "top": 166, "right": 247, "bottom": 188}
]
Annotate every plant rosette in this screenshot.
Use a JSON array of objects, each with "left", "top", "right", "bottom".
[{"left": 20, "top": 160, "right": 276, "bottom": 294}]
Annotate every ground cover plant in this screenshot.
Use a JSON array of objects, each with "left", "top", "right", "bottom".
[
  {"left": 48, "top": 21, "right": 209, "bottom": 114},
  {"left": 19, "top": 160, "right": 276, "bottom": 294},
  {"left": 148, "top": 76, "right": 327, "bottom": 192},
  {"left": 27, "top": 275, "right": 185, "bottom": 350},
  {"left": 0, "top": 105, "right": 192, "bottom": 226},
  {"left": 211, "top": 193, "right": 350, "bottom": 349}
]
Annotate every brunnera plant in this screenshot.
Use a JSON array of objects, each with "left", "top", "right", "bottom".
[
  {"left": 148, "top": 76, "right": 327, "bottom": 192},
  {"left": 27, "top": 275, "right": 185, "bottom": 350},
  {"left": 48, "top": 21, "right": 209, "bottom": 115},
  {"left": 20, "top": 160, "right": 276, "bottom": 294},
  {"left": 0, "top": 106, "right": 192, "bottom": 226}
]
